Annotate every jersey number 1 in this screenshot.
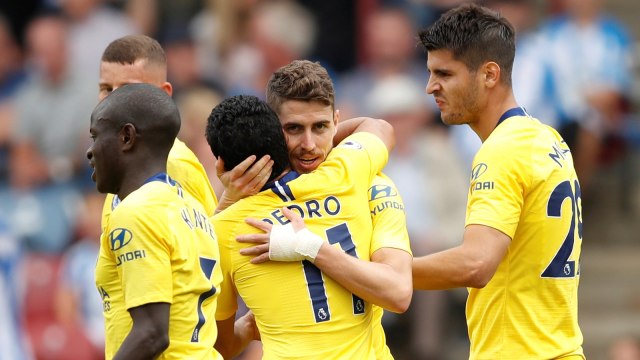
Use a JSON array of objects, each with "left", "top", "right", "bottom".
[{"left": 302, "top": 223, "right": 366, "bottom": 323}]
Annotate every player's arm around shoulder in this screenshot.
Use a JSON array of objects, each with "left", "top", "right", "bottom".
[
  {"left": 238, "top": 207, "right": 412, "bottom": 313},
  {"left": 335, "top": 116, "right": 395, "bottom": 153}
]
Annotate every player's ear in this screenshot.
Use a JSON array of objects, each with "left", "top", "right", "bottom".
[
  {"left": 161, "top": 82, "right": 173, "bottom": 97},
  {"left": 483, "top": 62, "right": 500, "bottom": 88},
  {"left": 120, "top": 123, "right": 136, "bottom": 150},
  {"left": 333, "top": 109, "right": 340, "bottom": 135}
]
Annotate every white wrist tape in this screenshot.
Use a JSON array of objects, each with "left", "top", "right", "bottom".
[
  {"left": 294, "top": 228, "right": 324, "bottom": 262},
  {"left": 268, "top": 224, "right": 324, "bottom": 262},
  {"left": 269, "top": 223, "right": 305, "bottom": 261}
]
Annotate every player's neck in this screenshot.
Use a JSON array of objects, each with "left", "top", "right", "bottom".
[{"left": 272, "top": 167, "right": 292, "bottom": 182}]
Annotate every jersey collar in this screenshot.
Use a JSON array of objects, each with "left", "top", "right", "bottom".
[
  {"left": 262, "top": 170, "right": 301, "bottom": 192},
  {"left": 496, "top": 106, "right": 529, "bottom": 128}
]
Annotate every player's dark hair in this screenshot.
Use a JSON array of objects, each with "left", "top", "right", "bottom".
[
  {"left": 206, "top": 95, "right": 289, "bottom": 183},
  {"left": 266, "top": 60, "right": 335, "bottom": 114},
  {"left": 93, "top": 83, "right": 180, "bottom": 158},
  {"left": 418, "top": 3, "right": 515, "bottom": 85},
  {"left": 101, "top": 34, "right": 166, "bottom": 67}
]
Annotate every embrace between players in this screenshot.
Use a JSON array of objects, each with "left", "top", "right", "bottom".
[{"left": 90, "top": 4, "right": 584, "bottom": 360}]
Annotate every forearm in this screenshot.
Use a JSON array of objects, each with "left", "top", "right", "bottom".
[
  {"left": 215, "top": 316, "right": 253, "bottom": 359},
  {"left": 334, "top": 117, "right": 367, "bottom": 146},
  {"left": 113, "top": 326, "right": 168, "bottom": 360},
  {"left": 412, "top": 246, "right": 487, "bottom": 290},
  {"left": 335, "top": 116, "right": 395, "bottom": 152},
  {"left": 313, "top": 244, "right": 412, "bottom": 313}
]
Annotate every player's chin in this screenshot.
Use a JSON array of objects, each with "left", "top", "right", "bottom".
[{"left": 95, "top": 179, "right": 112, "bottom": 194}]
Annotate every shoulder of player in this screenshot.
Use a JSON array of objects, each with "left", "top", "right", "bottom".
[
  {"left": 117, "top": 181, "right": 185, "bottom": 213},
  {"left": 484, "top": 117, "right": 545, "bottom": 150},
  {"left": 334, "top": 131, "right": 385, "bottom": 151},
  {"left": 167, "top": 138, "right": 201, "bottom": 164},
  {"left": 371, "top": 172, "right": 395, "bottom": 187}
]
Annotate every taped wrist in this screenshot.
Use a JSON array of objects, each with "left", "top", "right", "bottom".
[
  {"left": 294, "top": 228, "right": 324, "bottom": 262},
  {"left": 269, "top": 223, "right": 305, "bottom": 261},
  {"left": 268, "top": 224, "right": 324, "bottom": 262}
]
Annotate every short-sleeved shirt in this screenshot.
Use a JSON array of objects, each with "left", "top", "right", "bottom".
[
  {"left": 95, "top": 173, "right": 223, "bottom": 359},
  {"left": 465, "top": 108, "right": 584, "bottom": 359},
  {"left": 212, "top": 132, "right": 388, "bottom": 360},
  {"left": 368, "top": 173, "right": 412, "bottom": 360},
  {"left": 101, "top": 138, "right": 218, "bottom": 231}
]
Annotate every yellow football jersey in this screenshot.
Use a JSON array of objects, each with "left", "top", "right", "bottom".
[
  {"left": 95, "top": 173, "right": 223, "bottom": 360},
  {"left": 212, "top": 132, "right": 388, "bottom": 360},
  {"left": 465, "top": 108, "right": 584, "bottom": 359},
  {"left": 101, "top": 138, "right": 218, "bottom": 231},
  {"left": 368, "top": 173, "right": 412, "bottom": 360}
]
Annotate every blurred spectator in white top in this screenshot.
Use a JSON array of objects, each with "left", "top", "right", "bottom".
[
  {"left": 535, "top": 0, "right": 635, "bottom": 193},
  {"left": 10, "top": 13, "right": 95, "bottom": 190},
  {"left": 2, "top": 14, "right": 92, "bottom": 252}
]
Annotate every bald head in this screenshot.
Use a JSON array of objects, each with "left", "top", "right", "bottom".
[{"left": 92, "top": 83, "right": 180, "bottom": 154}]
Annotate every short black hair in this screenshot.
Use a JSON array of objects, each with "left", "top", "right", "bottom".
[
  {"left": 206, "top": 95, "right": 289, "bottom": 183},
  {"left": 93, "top": 83, "right": 180, "bottom": 156},
  {"left": 418, "top": 3, "right": 515, "bottom": 85}
]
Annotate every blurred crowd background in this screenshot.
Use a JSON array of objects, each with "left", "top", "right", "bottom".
[{"left": 0, "top": 0, "right": 639, "bottom": 359}]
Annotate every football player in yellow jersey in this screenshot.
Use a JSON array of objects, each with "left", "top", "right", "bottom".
[
  {"left": 97, "top": 34, "right": 264, "bottom": 228},
  {"left": 206, "top": 95, "right": 398, "bottom": 359},
  {"left": 223, "top": 60, "right": 413, "bottom": 359},
  {"left": 88, "top": 83, "right": 223, "bottom": 359},
  {"left": 412, "top": 4, "right": 584, "bottom": 359}
]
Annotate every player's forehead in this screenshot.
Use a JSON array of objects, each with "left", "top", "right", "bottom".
[
  {"left": 427, "top": 49, "right": 462, "bottom": 72},
  {"left": 278, "top": 99, "right": 334, "bottom": 126},
  {"left": 99, "top": 59, "right": 162, "bottom": 85}
]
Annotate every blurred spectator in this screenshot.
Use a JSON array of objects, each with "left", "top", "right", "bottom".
[
  {"left": 0, "top": 14, "right": 26, "bottom": 184},
  {"left": 378, "top": 0, "right": 468, "bottom": 44},
  {"left": 483, "top": 0, "right": 554, "bottom": 126},
  {"left": 297, "top": 0, "right": 357, "bottom": 73},
  {"left": 150, "top": 0, "right": 204, "bottom": 40},
  {"left": 367, "top": 74, "right": 469, "bottom": 359},
  {"left": 163, "top": 28, "right": 224, "bottom": 99},
  {"left": 10, "top": 14, "right": 95, "bottom": 190},
  {"left": 2, "top": 14, "right": 93, "bottom": 252},
  {"left": 55, "top": 191, "right": 105, "bottom": 359},
  {"left": 188, "top": 0, "right": 255, "bottom": 87},
  {"left": 221, "top": 0, "right": 317, "bottom": 97},
  {"left": 0, "top": 219, "right": 33, "bottom": 360},
  {"left": 535, "top": 0, "right": 635, "bottom": 193},
  {"left": 0, "top": 14, "right": 26, "bottom": 101},
  {"left": 337, "top": 6, "right": 427, "bottom": 119},
  {"left": 175, "top": 86, "right": 224, "bottom": 197},
  {"left": 0, "top": 1, "right": 40, "bottom": 47},
  {"left": 608, "top": 336, "right": 640, "bottom": 360},
  {"left": 55, "top": 0, "right": 139, "bottom": 81}
]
